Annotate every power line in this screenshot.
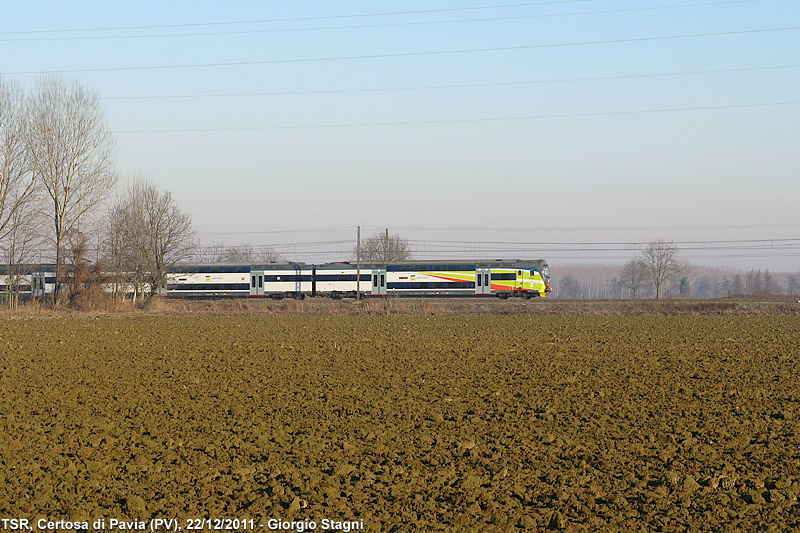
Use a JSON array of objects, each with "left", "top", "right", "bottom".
[
  {"left": 0, "top": 1, "right": 589, "bottom": 36},
  {"left": 104, "top": 64, "right": 800, "bottom": 100},
  {"left": 0, "top": 1, "right": 758, "bottom": 42},
  {"left": 194, "top": 238, "right": 800, "bottom": 254},
  {"left": 408, "top": 238, "right": 800, "bottom": 245},
  {"left": 196, "top": 222, "right": 800, "bottom": 238},
  {"left": 114, "top": 100, "right": 800, "bottom": 133},
  {"left": 199, "top": 227, "right": 354, "bottom": 235},
  {"left": 7, "top": 26, "right": 798, "bottom": 76},
  {"left": 385, "top": 223, "right": 800, "bottom": 232}
]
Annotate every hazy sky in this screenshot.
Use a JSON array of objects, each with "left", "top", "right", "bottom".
[{"left": 3, "top": 1, "right": 799, "bottom": 270}]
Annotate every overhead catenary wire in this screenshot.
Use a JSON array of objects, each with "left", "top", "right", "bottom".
[
  {"left": 198, "top": 222, "right": 800, "bottom": 235},
  {"left": 0, "top": 1, "right": 758, "bottom": 42},
  {"left": 5, "top": 26, "right": 798, "bottom": 76},
  {"left": 196, "top": 237, "right": 800, "bottom": 253},
  {"left": 113, "top": 99, "right": 800, "bottom": 133},
  {"left": 103, "top": 64, "right": 800, "bottom": 100},
  {"left": 0, "top": 0, "right": 591, "bottom": 36}
]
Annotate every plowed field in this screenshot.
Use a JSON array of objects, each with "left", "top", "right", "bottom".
[{"left": 1, "top": 315, "right": 799, "bottom": 531}]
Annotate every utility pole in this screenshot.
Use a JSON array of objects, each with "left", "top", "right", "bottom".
[
  {"left": 356, "top": 226, "right": 361, "bottom": 300},
  {"left": 385, "top": 228, "right": 389, "bottom": 262}
]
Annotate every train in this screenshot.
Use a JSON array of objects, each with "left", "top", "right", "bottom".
[{"left": 1, "top": 259, "right": 551, "bottom": 300}]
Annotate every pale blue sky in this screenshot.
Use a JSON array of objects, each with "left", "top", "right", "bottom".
[{"left": 2, "top": 1, "right": 799, "bottom": 269}]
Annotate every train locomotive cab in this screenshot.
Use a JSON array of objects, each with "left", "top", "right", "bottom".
[
  {"left": 480, "top": 260, "right": 551, "bottom": 299},
  {"left": 540, "top": 261, "right": 552, "bottom": 295}
]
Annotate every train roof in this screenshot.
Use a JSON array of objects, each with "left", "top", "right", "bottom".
[
  {"left": 168, "top": 259, "right": 548, "bottom": 271},
  {"left": 168, "top": 261, "right": 306, "bottom": 272},
  {"left": 316, "top": 259, "right": 548, "bottom": 269},
  {"left": 0, "top": 264, "right": 58, "bottom": 275}
]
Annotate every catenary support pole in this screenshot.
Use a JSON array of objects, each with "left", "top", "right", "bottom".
[{"left": 356, "top": 226, "right": 361, "bottom": 300}]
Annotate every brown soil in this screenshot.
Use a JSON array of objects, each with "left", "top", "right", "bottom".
[{"left": 1, "top": 315, "right": 799, "bottom": 531}]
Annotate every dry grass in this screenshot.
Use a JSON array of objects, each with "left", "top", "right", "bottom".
[
  {"left": 147, "top": 296, "right": 800, "bottom": 316},
  {"left": 3, "top": 295, "right": 798, "bottom": 317}
]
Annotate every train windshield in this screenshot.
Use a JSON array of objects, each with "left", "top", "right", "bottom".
[{"left": 540, "top": 263, "right": 550, "bottom": 282}]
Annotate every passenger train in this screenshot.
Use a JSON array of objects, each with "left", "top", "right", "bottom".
[{"left": 1, "top": 260, "right": 551, "bottom": 300}]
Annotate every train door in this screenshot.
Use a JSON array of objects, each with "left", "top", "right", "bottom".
[
  {"left": 250, "top": 270, "right": 264, "bottom": 296},
  {"left": 475, "top": 267, "right": 491, "bottom": 295},
  {"left": 371, "top": 268, "right": 387, "bottom": 296},
  {"left": 294, "top": 265, "right": 303, "bottom": 295},
  {"left": 31, "top": 272, "right": 45, "bottom": 298}
]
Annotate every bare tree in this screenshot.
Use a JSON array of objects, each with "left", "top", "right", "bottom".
[
  {"left": 557, "top": 274, "right": 582, "bottom": 299},
  {"left": 1, "top": 78, "right": 36, "bottom": 238},
  {"left": 639, "top": 239, "right": 682, "bottom": 299},
  {"left": 107, "top": 178, "right": 195, "bottom": 301},
  {"left": 788, "top": 274, "right": 799, "bottom": 295},
  {"left": 28, "top": 76, "right": 118, "bottom": 304},
  {"left": 1, "top": 202, "right": 44, "bottom": 307},
  {"left": 745, "top": 269, "right": 763, "bottom": 297},
  {"left": 619, "top": 259, "right": 648, "bottom": 298},
  {"left": 221, "top": 243, "right": 281, "bottom": 262},
  {"left": 193, "top": 240, "right": 227, "bottom": 263},
  {"left": 355, "top": 230, "right": 411, "bottom": 261},
  {"left": 194, "top": 241, "right": 282, "bottom": 263},
  {"left": 67, "top": 231, "right": 109, "bottom": 309},
  {"left": 1, "top": 79, "right": 44, "bottom": 308}
]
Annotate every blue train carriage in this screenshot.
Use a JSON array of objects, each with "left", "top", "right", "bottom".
[
  {"left": 308, "top": 262, "right": 373, "bottom": 299},
  {"left": 30, "top": 270, "right": 57, "bottom": 298},
  {"left": 165, "top": 263, "right": 255, "bottom": 298},
  {"left": 382, "top": 259, "right": 551, "bottom": 298},
  {"left": 0, "top": 265, "right": 58, "bottom": 300},
  {"left": 249, "top": 262, "right": 313, "bottom": 299},
  {"left": 0, "top": 267, "right": 32, "bottom": 299}
]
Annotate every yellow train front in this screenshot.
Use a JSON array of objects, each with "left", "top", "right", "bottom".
[{"left": 381, "top": 259, "right": 551, "bottom": 298}]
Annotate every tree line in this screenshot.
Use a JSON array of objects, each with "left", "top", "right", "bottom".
[
  {"left": 1, "top": 76, "right": 195, "bottom": 308},
  {"left": 555, "top": 240, "right": 800, "bottom": 299}
]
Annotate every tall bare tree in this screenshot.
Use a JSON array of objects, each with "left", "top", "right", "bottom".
[
  {"left": 557, "top": 274, "right": 582, "bottom": 299},
  {"left": 28, "top": 76, "right": 118, "bottom": 303},
  {"left": 619, "top": 258, "right": 648, "bottom": 298},
  {"left": 107, "top": 178, "right": 195, "bottom": 301},
  {"left": 355, "top": 230, "right": 411, "bottom": 261},
  {"left": 1, "top": 79, "right": 36, "bottom": 246},
  {"left": 639, "top": 239, "right": 682, "bottom": 299},
  {"left": 0, "top": 79, "right": 40, "bottom": 308}
]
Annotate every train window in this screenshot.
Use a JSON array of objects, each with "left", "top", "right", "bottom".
[
  {"left": 518, "top": 270, "right": 522, "bottom": 276},
  {"left": 251, "top": 276, "right": 256, "bottom": 288},
  {"left": 258, "top": 276, "right": 263, "bottom": 288},
  {"left": 373, "top": 275, "right": 378, "bottom": 287},
  {"left": 477, "top": 274, "right": 482, "bottom": 286},
  {"left": 380, "top": 274, "right": 385, "bottom": 286},
  {"left": 485, "top": 274, "right": 490, "bottom": 286}
]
